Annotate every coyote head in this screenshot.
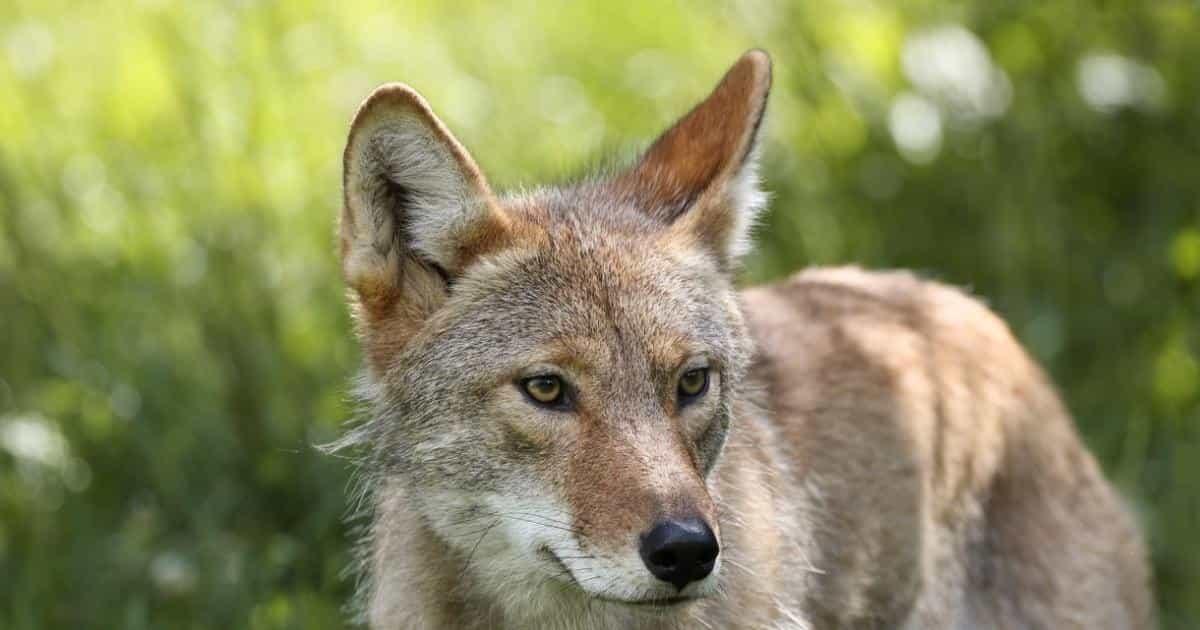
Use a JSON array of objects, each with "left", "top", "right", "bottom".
[{"left": 336, "top": 51, "right": 771, "bottom": 616}]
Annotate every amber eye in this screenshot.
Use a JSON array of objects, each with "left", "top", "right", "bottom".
[
  {"left": 522, "top": 375, "right": 565, "bottom": 406},
  {"left": 678, "top": 367, "right": 709, "bottom": 401}
]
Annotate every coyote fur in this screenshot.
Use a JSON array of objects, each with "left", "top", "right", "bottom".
[{"left": 331, "top": 50, "right": 1154, "bottom": 629}]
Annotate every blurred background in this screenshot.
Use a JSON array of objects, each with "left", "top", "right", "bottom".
[{"left": 1, "top": 0, "right": 1197, "bottom": 627}]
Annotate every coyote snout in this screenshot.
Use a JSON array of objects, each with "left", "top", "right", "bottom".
[
  {"left": 562, "top": 406, "right": 725, "bottom": 602},
  {"left": 558, "top": 486, "right": 722, "bottom": 603}
]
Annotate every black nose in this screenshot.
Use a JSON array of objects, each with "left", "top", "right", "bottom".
[{"left": 638, "top": 518, "right": 719, "bottom": 590}]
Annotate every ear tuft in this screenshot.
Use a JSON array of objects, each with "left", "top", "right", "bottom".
[{"left": 340, "top": 83, "right": 507, "bottom": 318}]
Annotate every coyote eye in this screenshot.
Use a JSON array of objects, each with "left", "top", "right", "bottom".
[
  {"left": 678, "top": 367, "right": 709, "bottom": 402},
  {"left": 522, "top": 375, "right": 566, "bottom": 407}
]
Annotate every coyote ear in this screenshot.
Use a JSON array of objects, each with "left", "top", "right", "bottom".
[
  {"left": 617, "top": 50, "right": 771, "bottom": 267},
  {"left": 340, "top": 84, "right": 508, "bottom": 320}
]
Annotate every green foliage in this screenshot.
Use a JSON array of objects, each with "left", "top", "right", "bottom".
[{"left": 1, "top": 0, "right": 1196, "bottom": 627}]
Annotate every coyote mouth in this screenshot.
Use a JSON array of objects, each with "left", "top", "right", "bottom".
[
  {"left": 602, "top": 595, "right": 693, "bottom": 608},
  {"left": 539, "top": 547, "right": 697, "bottom": 609},
  {"left": 540, "top": 546, "right": 581, "bottom": 587},
  {"left": 537, "top": 547, "right": 696, "bottom": 607}
]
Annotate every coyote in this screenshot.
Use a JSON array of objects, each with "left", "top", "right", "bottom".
[{"left": 331, "top": 50, "right": 1154, "bottom": 629}]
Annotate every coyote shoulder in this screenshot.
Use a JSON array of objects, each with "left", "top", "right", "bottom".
[{"left": 332, "top": 50, "right": 1154, "bottom": 628}]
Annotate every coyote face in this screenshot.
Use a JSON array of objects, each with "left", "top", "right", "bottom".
[
  {"left": 365, "top": 229, "right": 750, "bottom": 605},
  {"left": 336, "top": 53, "right": 770, "bottom": 616}
]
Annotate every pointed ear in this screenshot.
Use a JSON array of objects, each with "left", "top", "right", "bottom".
[
  {"left": 340, "top": 84, "right": 509, "bottom": 322},
  {"left": 616, "top": 50, "right": 772, "bottom": 267}
]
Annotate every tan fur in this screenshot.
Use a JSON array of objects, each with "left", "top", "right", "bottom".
[{"left": 332, "top": 51, "right": 1154, "bottom": 629}]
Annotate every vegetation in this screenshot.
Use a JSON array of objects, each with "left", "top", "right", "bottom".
[{"left": 1, "top": 1, "right": 1196, "bottom": 627}]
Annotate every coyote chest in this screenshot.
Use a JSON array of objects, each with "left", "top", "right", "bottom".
[{"left": 331, "top": 51, "right": 1154, "bottom": 629}]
